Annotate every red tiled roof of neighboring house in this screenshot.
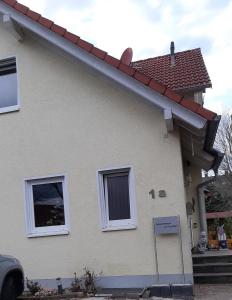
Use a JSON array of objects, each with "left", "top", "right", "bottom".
[
  {"left": 1, "top": 0, "right": 217, "bottom": 121},
  {"left": 132, "top": 48, "right": 212, "bottom": 92}
]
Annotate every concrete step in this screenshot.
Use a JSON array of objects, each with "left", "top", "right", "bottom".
[
  {"left": 194, "top": 272, "right": 232, "bottom": 284},
  {"left": 193, "top": 262, "right": 232, "bottom": 274},
  {"left": 193, "top": 262, "right": 232, "bottom": 266},
  {"left": 192, "top": 252, "right": 232, "bottom": 283},
  {"left": 192, "top": 253, "right": 232, "bottom": 265},
  {"left": 194, "top": 272, "right": 232, "bottom": 276},
  {"left": 194, "top": 276, "right": 232, "bottom": 284}
]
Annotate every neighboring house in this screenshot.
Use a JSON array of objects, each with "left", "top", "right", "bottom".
[
  {"left": 0, "top": 0, "right": 222, "bottom": 294},
  {"left": 132, "top": 45, "right": 212, "bottom": 105}
]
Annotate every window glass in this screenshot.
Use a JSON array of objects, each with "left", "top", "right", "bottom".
[
  {"left": 0, "top": 73, "right": 17, "bottom": 108},
  {"left": 0, "top": 57, "right": 18, "bottom": 111},
  {"left": 32, "top": 182, "right": 65, "bottom": 227}
]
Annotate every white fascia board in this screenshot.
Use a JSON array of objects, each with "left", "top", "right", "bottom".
[
  {"left": 0, "top": 3, "right": 207, "bottom": 130},
  {"left": 2, "top": 13, "right": 24, "bottom": 41},
  {"left": 164, "top": 108, "right": 174, "bottom": 132}
]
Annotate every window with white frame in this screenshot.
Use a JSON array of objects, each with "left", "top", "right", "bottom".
[
  {"left": 0, "top": 57, "right": 19, "bottom": 113},
  {"left": 24, "top": 175, "right": 69, "bottom": 237},
  {"left": 97, "top": 167, "right": 137, "bottom": 231}
]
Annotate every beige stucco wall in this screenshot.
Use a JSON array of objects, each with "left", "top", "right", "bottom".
[{"left": 0, "top": 25, "right": 192, "bottom": 282}]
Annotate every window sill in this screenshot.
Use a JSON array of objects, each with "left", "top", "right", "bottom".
[
  {"left": 27, "top": 229, "right": 69, "bottom": 238},
  {"left": 0, "top": 105, "right": 20, "bottom": 114},
  {"left": 102, "top": 224, "right": 137, "bottom": 232}
]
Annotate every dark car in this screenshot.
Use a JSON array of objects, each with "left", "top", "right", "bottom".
[{"left": 0, "top": 255, "right": 24, "bottom": 300}]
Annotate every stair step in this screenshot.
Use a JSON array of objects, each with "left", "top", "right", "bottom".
[
  {"left": 192, "top": 252, "right": 232, "bottom": 283},
  {"left": 193, "top": 262, "right": 232, "bottom": 267},
  {"left": 194, "top": 272, "right": 232, "bottom": 277},
  {"left": 193, "top": 256, "right": 232, "bottom": 265},
  {"left": 192, "top": 251, "right": 231, "bottom": 257}
]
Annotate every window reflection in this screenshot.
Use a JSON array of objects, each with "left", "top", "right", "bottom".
[{"left": 32, "top": 182, "right": 65, "bottom": 227}]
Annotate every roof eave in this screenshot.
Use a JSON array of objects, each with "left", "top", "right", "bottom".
[
  {"left": 204, "top": 116, "right": 224, "bottom": 172},
  {"left": 174, "top": 84, "right": 212, "bottom": 94},
  {"left": 0, "top": 2, "right": 208, "bottom": 131}
]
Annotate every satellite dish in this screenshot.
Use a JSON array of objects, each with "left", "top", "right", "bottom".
[{"left": 120, "top": 47, "right": 133, "bottom": 65}]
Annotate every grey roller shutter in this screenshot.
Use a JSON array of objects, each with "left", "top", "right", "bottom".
[
  {"left": 0, "top": 57, "right": 16, "bottom": 76},
  {"left": 106, "top": 172, "right": 131, "bottom": 220}
]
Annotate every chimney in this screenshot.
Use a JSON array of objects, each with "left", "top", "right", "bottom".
[{"left": 170, "top": 41, "right": 175, "bottom": 66}]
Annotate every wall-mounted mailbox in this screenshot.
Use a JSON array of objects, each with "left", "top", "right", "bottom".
[{"left": 153, "top": 216, "right": 180, "bottom": 235}]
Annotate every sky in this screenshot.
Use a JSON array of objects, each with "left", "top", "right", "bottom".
[{"left": 19, "top": 0, "right": 232, "bottom": 114}]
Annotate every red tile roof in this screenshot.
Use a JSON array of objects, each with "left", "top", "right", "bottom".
[
  {"left": 1, "top": 0, "right": 217, "bottom": 121},
  {"left": 132, "top": 49, "right": 212, "bottom": 92}
]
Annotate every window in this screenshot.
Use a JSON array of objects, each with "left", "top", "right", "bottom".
[
  {"left": 0, "top": 56, "right": 19, "bottom": 113},
  {"left": 97, "top": 167, "right": 137, "bottom": 231},
  {"left": 24, "top": 175, "right": 70, "bottom": 237}
]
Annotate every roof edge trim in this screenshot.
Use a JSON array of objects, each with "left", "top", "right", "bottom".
[
  {"left": 204, "top": 116, "right": 224, "bottom": 172},
  {"left": 0, "top": 2, "right": 207, "bottom": 130}
]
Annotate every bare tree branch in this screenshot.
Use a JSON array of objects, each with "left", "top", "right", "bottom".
[{"left": 214, "top": 113, "right": 232, "bottom": 173}]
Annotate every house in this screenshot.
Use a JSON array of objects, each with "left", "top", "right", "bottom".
[
  {"left": 0, "top": 0, "right": 222, "bottom": 295},
  {"left": 132, "top": 44, "right": 212, "bottom": 105}
]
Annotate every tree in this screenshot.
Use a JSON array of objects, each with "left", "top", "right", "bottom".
[
  {"left": 205, "top": 174, "right": 232, "bottom": 212},
  {"left": 214, "top": 112, "right": 232, "bottom": 173},
  {"left": 205, "top": 112, "right": 232, "bottom": 213}
]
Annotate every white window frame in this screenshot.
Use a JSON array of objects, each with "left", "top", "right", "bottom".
[
  {"left": 24, "top": 174, "right": 70, "bottom": 238},
  {"left": 97, "top": 166, "right": 137, "bottom": 231},
  {"left": 0, "top": 55, "right": 20, "bottom": 114}
]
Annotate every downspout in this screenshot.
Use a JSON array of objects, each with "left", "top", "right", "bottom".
[{"left": 197, "top": 177, "right": 216, "bottom": 241}]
